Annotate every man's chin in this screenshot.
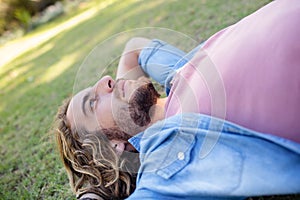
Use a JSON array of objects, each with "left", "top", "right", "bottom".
[{"left": 129, "top": 82, "right": 160, "bottom": 127}]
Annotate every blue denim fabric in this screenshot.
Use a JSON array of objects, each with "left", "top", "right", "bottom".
[
  {"left": 138, "top": 39, "right": 203, "bottom": 94},
  {"left": 128, "top": 113, "right": 300, "bottom": 199}
]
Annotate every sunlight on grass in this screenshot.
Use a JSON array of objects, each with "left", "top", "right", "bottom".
[
  {"left": 0, "top": 0, "right": 117, "bottom": 68},
  {"left": 39, "top": 52, "right": 79, "bottom": 84},
  {"left": 0, "top": 43, "right": 54, "bottom": 91}
]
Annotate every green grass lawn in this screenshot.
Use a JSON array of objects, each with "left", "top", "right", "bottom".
[{"left": 1, "top": 0, "right": 299, "bottom": 199}]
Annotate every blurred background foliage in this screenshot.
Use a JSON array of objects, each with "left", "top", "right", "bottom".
[{"left": 0, "top": 0, "right": 78, "bottom": 41}]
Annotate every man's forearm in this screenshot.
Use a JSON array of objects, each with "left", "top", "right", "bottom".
[{"left": 116, "top": 37, "right": 151, "bottom": 80}]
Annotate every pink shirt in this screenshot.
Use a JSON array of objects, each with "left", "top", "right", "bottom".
[{"left": 165, "top": 0, "right": 300, "bottom": 143}]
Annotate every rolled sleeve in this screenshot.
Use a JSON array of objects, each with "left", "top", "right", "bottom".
[{"left": 138, "top": 39, "right": 187, "bottom": 85}]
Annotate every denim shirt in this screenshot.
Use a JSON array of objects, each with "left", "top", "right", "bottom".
[
  {"left": 128, "top": 113, "right": 300, "bottom": 199},
  {"left": 138, "top": 39, "right": 203, "bottom": 95}
]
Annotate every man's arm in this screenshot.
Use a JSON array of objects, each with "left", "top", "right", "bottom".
[{"left": 116, "top": 37, "right": 151, "bottom": 80}]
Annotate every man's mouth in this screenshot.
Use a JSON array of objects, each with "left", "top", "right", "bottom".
[
  {"left": 115, "top": 79, "right": 126, "bottom": 98},
  {"left": 120, "top": 80, "right": 126, "bottom": 98}
]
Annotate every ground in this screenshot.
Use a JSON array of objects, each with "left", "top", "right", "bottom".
[{"left": 2, "top": 0, "right": 298, "bottom": 199}]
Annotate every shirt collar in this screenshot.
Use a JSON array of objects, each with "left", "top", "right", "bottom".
[{"left": 128, "top": 131, "right": 144, "bottom": 152}]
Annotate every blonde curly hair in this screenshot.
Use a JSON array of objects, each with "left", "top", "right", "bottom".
[{"left": 54, "top": 98, "right": 139, "bottom": 199}]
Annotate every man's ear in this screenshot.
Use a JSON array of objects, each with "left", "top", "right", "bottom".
[{"left": 109, "top": 140, "right": 126, "bottom": 156}]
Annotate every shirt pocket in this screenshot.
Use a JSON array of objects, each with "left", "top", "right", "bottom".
[
  {"left": 154, "top": 130, "right": 244, "bottom": 193},
  {"left": 155, "top": 130, "right": 196, "bottom": 179}
]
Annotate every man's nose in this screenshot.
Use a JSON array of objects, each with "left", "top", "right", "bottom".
[{"left": 93, "top": 75, "right": 114, "bottom": 95}]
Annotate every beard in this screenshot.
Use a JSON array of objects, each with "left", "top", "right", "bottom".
[
  {"left": 128, "top": 82, "right": 160, "bottom": 127},
  {"left": 112, "top": 78, "right": 160, "bottom": 136}
]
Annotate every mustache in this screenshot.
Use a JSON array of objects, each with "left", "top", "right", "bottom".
[
  {"left": 113, "top": 77, "right": 153, "bottom": 98},
  {"left": 114, "top": 77, "right": 152, "bottom": 88}
]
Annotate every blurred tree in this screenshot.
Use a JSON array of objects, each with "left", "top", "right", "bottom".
[
  {"left": 0, "top": 0, "right": 62, "bottom": 35},
  {"left": 14, "top": 8, "right": 32, "bottom": 31}
]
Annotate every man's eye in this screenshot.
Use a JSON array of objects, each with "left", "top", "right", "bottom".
[{"left": 89, "top": 99, "right": 96, "bottom": 110}]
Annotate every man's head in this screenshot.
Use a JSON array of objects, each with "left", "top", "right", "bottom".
[
  {"left": 67, "top": 76, "right": 160, "bottom": 140},
  {"left": 55, "top": 76, "right": 160, "bottom": 199}
]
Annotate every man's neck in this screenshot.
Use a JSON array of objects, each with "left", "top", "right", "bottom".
[{"left": 148, "top": 97, "right": 167, "bottom": 126}]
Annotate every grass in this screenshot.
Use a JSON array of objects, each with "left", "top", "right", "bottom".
[{"left": 1, "top": 0, "right": 298, "bottom": 199}]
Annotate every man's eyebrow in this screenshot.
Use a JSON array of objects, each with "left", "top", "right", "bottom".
[{"left": 82, "top": 93, "right": 90, "bottom": 116}]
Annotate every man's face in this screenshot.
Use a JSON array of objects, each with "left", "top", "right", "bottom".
[{"left": 66, "top": 76, "right": 159, "bottom": 137}]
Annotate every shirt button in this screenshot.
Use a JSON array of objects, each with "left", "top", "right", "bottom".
[{"left": 177, "top": 152, "right": 185, "bottom": 160}]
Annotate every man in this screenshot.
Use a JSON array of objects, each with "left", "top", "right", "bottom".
[{"left": 55, "top": 0, "right": 300, "bottom": 199}]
